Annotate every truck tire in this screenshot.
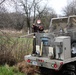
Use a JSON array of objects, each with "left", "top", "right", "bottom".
[
  {"left": 71, "top": 41, "right": 76, "bottom": 57},
  {"left": 27, "top": 73, "right": 33, "bottom": 75},
  {"left": 60, "top": 63, "right": 76, "bottom": 75},
  {"left": 39, "top": 67, "right": 49, "bottom": 75},
  {"left": 39, "top": 67, "right": 56, "bottom": 75}
]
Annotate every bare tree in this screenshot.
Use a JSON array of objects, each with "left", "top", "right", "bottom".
[
  {"left": 63, "top": 0, "right": 76, "bottom": 16},
  {"left": 11, "top": 0, "right": 49, "bottom": 34},
  {"left": 0, "top": 0, "right": 5, "bottom": 5},
  {"left": 0, "top": 0, "right": 6, "bottom": 12},
  {"left": 38, "top": 8, "right": 57, "bottom": 29},
  {"left": 5, "top": 0, "right": 57, "bottom": 32},
  {"left": 19, "top": 0, "right": 48, "bottom": 34},
  {"left": 32, "top": 0, "right": 45, "bottom": 22},
  {"left": 0, "top": 12, "right": 25, "bottom": 30}
]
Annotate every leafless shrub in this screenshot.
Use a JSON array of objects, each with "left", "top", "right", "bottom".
[{"left": 0, "top": 31, "right": 33, "bottom": 66}]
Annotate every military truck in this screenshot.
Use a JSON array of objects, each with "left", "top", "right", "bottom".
[{"left": 25, "top": 15, "right": 76, "bottom": 75}]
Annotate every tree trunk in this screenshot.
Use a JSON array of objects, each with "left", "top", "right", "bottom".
[{"left": 27, "top": 27, "right": 30, "bottom": 34}]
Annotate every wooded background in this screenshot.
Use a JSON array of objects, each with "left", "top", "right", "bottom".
[{"left": 0, "top": 0, "right": 76, "bottom": 32}]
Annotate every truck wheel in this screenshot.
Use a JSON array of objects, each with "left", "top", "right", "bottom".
[
  {"left": 61, "top": 63, "right": 76, "bottom": 75},
  {"left": 39, "top": 67, "right": 55, "bottom": 75},
  {"left": 39, "top": 67, "right": 48, "bottom": 75},
  {"left": 61, "top": 70, "right": 75, "bottom": 75},
  {"left": 27, "top": 73, "right": 32, "bottom": 75},
  {"left": 71, "top": 41, "right": 76, "bottom": 57}
]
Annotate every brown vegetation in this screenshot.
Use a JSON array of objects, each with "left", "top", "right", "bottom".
[
  {"left": 0, "top": 30, "right": 33, "bottom": 65},
  {"left": 16, "top": 61, "right": 39, "bottom": 75}
]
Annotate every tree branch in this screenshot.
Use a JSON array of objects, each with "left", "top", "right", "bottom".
[{"left": 0, "top": 0, "right": 5, "bottom": 5}]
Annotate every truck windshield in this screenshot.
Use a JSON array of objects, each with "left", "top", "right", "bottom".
[{"left": 49, "top": 17, "right": 68, "bottom": 33}]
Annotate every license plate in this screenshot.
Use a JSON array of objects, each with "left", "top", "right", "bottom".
[{"left": 32, "top": 61, "right": 37, "bottom": 65}]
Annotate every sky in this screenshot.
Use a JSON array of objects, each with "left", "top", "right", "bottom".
[{"left": 47, "top": 0, "right": 67, "bottom": 15}]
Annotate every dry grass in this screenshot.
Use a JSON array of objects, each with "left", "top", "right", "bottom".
[
  {"left": 0, "top": 31, "right": 33, "bottom": 65},
  {"left": 0, "top": 30, "right": 39, "bottom": 75},
  {"left": 16, "top": 61, "right": 39, "bottom": 75}
]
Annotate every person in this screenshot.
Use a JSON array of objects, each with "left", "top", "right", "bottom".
[
  {"left": 32, "top": 23, "right": 38, "bottom": 32},
  {"left": 32, "top": 19, "right": 44, "bottom": 32},
  {"left": 32, "top": 19, "right": 44, "bottom": 54}
]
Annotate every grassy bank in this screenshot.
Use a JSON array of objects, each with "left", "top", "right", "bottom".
[
  {"left": 0, "top": 32, "right": 33, "bottom": 65},
  {"left": 0, "top": 32, "right": 34, "bottom": 74},
  {"left": 0, "top": 65, "right": 25, "bottom": 75}
]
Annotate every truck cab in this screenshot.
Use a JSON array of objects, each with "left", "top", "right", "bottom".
[{"left": 25, "top": 15, "right": 76, "bottom": 75}]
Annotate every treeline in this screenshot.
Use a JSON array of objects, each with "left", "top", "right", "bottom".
[
  {"left": 0, "top": 12, "right": 26, "bottom": 30},
  {"left": 0, "top": 0, "right": 76, "bottom": 32},
  {"left": 0, "top": 12, "right": 56, "bottom": 31},
  {"left": 0, "top": 0, "right": 57, "bottom": 32}
]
